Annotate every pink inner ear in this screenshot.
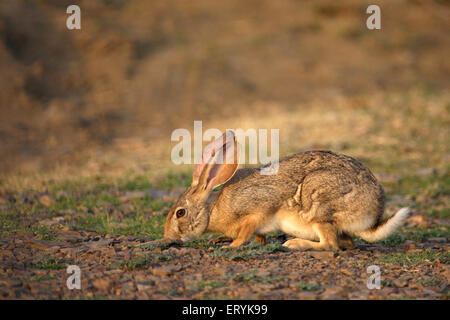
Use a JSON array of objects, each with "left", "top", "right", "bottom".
[
  {"left": 206, "top": 140, "right": 240, "bottom": 189},
  {"left": 192, "top": 131, "right": 236, "bottom": 186}
]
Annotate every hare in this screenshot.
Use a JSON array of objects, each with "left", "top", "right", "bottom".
[{"left": 164, "top": 131, "right": 409, "bottom": 250}]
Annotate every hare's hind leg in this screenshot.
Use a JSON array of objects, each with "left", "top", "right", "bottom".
[
  {"left": 283, "top": 223, "right": 339, "bottom": 251},
  {"left": 338, "top": 233, "right": 354, "bottom": 250},
  {"left": 254, "top": 234, "right": 266, "bottom": 245}
]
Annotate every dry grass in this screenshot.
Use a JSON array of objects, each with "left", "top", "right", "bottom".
[
  {"left": 0, "top": 0, "right": 449, "bottom": 177},
  {"left": 2, "top": 88, "right": 448, "bottom": 194}
]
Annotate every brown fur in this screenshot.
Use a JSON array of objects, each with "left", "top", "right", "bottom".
[{"left": 164, "top": 135, "right": 408, "bottom": 250}]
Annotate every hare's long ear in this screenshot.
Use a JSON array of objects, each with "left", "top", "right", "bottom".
[
  {"left": 193, "top": 131, "right": 240, "bottom": 195},
  {"left": 192, "top": 130, "right": 239, "bottom": 187}
]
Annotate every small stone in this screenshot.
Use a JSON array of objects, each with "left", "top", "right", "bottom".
[
  {"left": 46, "top": 245, "right": 61, "bottom": 253},
  {"left": 39, "top": 195, "right": 54, "bottom": 207},
  {"left": 24, "top": 240, "right": 52, "bottom": 250},
  {"left": 167, "top": 247, "right": 180, "bottom": 256},
  {"left": 120, "top": 281, "right": 135, "bottom": 291},
  {"left": 118, "top": 203, "right": 135, "bottom": 215},
  {"left": 308, "top": 251, "right": 337, "bottom": 260},
  {"left": 407, "top": 215, "right": 428, "bottom": 228},
  {"left": 393, "top": 279, "right": 408, "bottom": 288},
  {"left": 1, "top": 250, "right": 14, "bottom": 258},
  {"left": 55, "top": 232, "right": 83, "bottom": 243},
  {"left": 320, "top": 286, "right": 348, "bottom": 299},
  {"left": 257, "top": 270, "right": 271, "bottom": 277},
  {"left": 137, "top": 282, "right": 155, "bottom": 291},
  {"left": 39, "top": 216, "right": 65, "bottom": 226},
  {"left": 152, "top": 267, "right": 175, "bottom": 277},
  {"left": 87, "top": 239, "right": 110, "bottom": 249},
  {"left": 92, "top": 278, "right": 111, "bottom": 291},
  {"left": 296, "top": 291, "right": 317, "bottom": 300},
  {"left": 0, "top": 279, "right": 22, "bottom": 287},
  {"left": 340, "top": 269, "right": 352, "bottom": 276}
]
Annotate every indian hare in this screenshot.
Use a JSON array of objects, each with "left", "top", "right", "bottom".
[{"left": 164, "top": 131, "right": 409, "bottom": 250}]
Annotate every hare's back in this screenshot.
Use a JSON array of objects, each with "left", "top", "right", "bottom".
[
  {"left": 219, "top": 150, "right": 382, "bottom": 216},
  {"left": 276, "top": 151, "right": 377, "bottom": 181}
]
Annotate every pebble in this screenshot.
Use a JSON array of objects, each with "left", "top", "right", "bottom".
[
  {"left": 38, "top": 195, "right": 54, "bottom": 207},
  {"left": 320, "top": 286, "right": 348, "bottom": 299},
  {"left": 308, "top": 251, "right": 337, "bottom": 260},
  {"left": 296, "top": 291, "right": 317, "bottom": 300},
  {"left": 152, "top": 266, "right": 175, "bottom": 277},
  {"left": 92, "top": 278, "right": 111, "bottom": 291}
]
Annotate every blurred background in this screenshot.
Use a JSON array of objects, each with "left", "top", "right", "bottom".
[{"left": 0, "top": 0, "right": 449, "bottom": 180}]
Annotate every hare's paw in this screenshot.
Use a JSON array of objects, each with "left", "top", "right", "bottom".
[
  {"left": 222, "top": 240, "right": 245, "bottom": 248},
  {"left": 253, "top": 235, "right": 266, "bottom": 246},
  {"left": 283, "top": 238, "right": 340, "bottom": 251},
  {"left": 338, "top": 234, "right": 354, "bottom": 250},
  {"left": 207, "top": 236, "right": 233, "bottom": 245},
  {"left": 282, "top": 239, "right": 312, "bottom": 251}
]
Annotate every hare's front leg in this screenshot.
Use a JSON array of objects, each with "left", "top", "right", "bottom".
[
  {"left": 222, "top": 215, "right": 261, "bottom": 248},
  {"left": 283, "top": 223, "right": 339, "bottom": 251}
]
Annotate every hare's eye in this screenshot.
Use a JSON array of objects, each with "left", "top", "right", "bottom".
[{"left": 176, "top": 208, "right": 186, "bottom": 218}]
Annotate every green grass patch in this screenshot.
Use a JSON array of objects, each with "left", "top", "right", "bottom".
[
  {"left": 67, "top": 208, "right": 168, "bottom": 239},
  {"left": 377, "top": 233, "right": 406, "bottom": 247},
  {"left": 0, "top": 212, "right": 27, "bottom": 237},
  {"left": 117, "top": 174, "right": 153, "bottom": 191},
  {"left": 296, "top": 282, "right": 321, "bottom": 291},
  {"left": 159, "top": 288, "right": 183, "bottom": 297},
  {"left": 425, "top": 206, "right": 449, "bottom": 219},
  {"left": 182, "top": 236, "right": 221, "bottom": 249},
  {"left": 208, "top": 242, "right": 289, "bottom": 261},
  {"left": 155, "top": 171, "right": 191, "bottom": 190},
  {"left": 417, "top": 275, "right": 444, "bottom": 287},
  {"left": 384, "top": 171, "right": 449, "bottom": 199},
  {"left": 361, "top": 225, "right": 449, "bottom": 247},
  {"left": 109, "top": 252, "right": 172, "bottom": 270},
  {"left": 191, "top": 280, "right": 225, "bottom": 290},
  {"left": 405, "top": 226, "right": 449, "bottom": 242},
  {"left": 26, "top": 274, "right": 56, "bottom": 281},
  {"left": 226, "top": 270, "right": 280, "bottom": 284},
  {"left": 378, "top": 249, "right": 449, "bottom": 266},
  {"left": 31, "top": 225, "right": 60, "bottom": 241},
  {"left": 139, "top": 239, "right": 184, "bottom": 251},
  {"left": 27, "top": 256, "right": 66, "bottom": 270},
  {"left": 381, "top": 279, "right": 395, "bottom": 287}
]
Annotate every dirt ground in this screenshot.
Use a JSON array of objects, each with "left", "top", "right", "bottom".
[
  {"left": 0, "top": 231, "right": 449, "bottom": 300},
  {"left": 0, "top": 0, "right": 449, "bottom": 300}
]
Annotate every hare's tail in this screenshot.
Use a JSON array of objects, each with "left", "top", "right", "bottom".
[{"left": 357, "top": 207, "right": 410, "bottom": 242}]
